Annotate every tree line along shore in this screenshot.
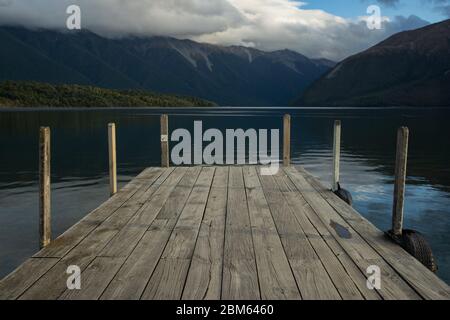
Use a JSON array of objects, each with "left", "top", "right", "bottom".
[{"left": 0, "top": 81, "right": 216, "bottom": 108}]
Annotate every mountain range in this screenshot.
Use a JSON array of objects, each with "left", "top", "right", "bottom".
[
  {"left": 299, "top": 19, "right": 450, "bottom": 107},
  {"left": 0, "top": 26, "right": 333, "bottom": 106}
]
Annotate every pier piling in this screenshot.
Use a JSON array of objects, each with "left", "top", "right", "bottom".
[
  {"left": 392, "top": 126, "right": 409, "bottom": 237},
  {"left": 39, "top": 127, "right": 51, "bottom": 249},
  {"left": 108, "top": 123, "right": 117, "bottom": 196},
  {"left": 161, "top": 115, "right": 169, "bottom": 168},
  {"left": 283, "top": 114, "right": 291, "bottom": 166},
  {"left": 332, "top": 120, "right": 341, "bottom": 192}
]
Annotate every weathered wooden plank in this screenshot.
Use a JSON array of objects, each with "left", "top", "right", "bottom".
[
  {"left": 19, "top": 168, "right": 176, "bottom": 300},
  {"left": 100, "top": 167, "right": 202, "bottom": 300},
  {"left": 243, "top": 166, "right": 301, "bottom": 300},
  {"left": 100, "top": 228, "right": 170, "bottom": 300},
  {"left": 222, "top": 167, "right": 260, "bottom": 300},
  {"left": 142, "top": 167, "right": 215, "bottom": 300},
  {"left": 284, "top": 166, "right": 421, "bottom": 300},
  {"left": 273, "top": 172, "right": 366, "bottom": 300},
  {"left": 0, "top": 258, "right": 59, "bottom": 300},
  {"left": 277, "top": 172, "right": 381, "bottom": 300},
  {"left": 289, "top": 259, "right": 345, "bottom": 300},
  {"left": 182, "top": 167, "right": 228, "bottom": 300},
  {"left": 99, "top": 167, "right": 188, "bottom": 258},
  {"left": 297, "top": 166, "right": 450, "bottom": 300},
  {"left": 20, "top": 225, "right": 122, "bottom": 300},
  {"left": 34, "top": 167, "right": 165, "bottom": 258},
  {"left": 258, "top": 172, "right": 341, "bottom": 300},
  {"left": 141, "top": 258, "right": 191, "bottom": 300},
  {"left": 161, "top": 168, "right": 215, "bottom": 259},
  {"left": 59, "top": 257, "right": 125, "bottom": 300},
  {"left": 4, "top": 165, "right": 449, "bottom": 301}
]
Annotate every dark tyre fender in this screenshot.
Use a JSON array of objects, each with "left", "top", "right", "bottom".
[
  {"left": 334, "top": 183, "right": 353, "bottom": 206},
  {"left": 401, "top": 230, "right": 438, "bottom": 273}
]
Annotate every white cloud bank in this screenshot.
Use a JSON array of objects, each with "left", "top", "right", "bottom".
[{"left": 0, "top": 0, "right": 430, "bottom": 61}]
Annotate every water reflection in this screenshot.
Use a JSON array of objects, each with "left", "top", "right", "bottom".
[{"left": 0, "top": 107, "right": 449, "bottom": 283}]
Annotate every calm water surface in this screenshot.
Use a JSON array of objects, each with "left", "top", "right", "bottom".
[{"left": 1, "top": 107, "right": 450, "bottom": 284}]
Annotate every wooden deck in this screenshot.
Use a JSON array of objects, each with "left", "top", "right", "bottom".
[{"left": 1, "top": 166, "right": 449, "bottom": 300}]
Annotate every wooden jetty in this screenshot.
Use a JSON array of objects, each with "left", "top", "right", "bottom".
[
  {"left": 0, "top": 165, "right": 449, "bottom": 300},
  {"left": 0, "top": 116, "right": 449, "bottom": 300}
]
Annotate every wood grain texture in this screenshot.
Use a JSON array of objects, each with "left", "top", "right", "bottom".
[
  {"left": 59, "top": 257, "right": 125, "bottom": 300},
  {"left": 99, "top": 167, "right": 188, "bottom": 258},
  {"left": 2, "top": 166, "right": 449, "bottom": 300},
  {"left": 273, "top": 171, "right": 365, "bottom": 300},
  {"left": 108, "top": 123, "right": 117, "bottom": 196},
  {"left": 141, "top": 167, "right": 215, "bottom": 300},
  {"left": 182, "top": 167, "right": 228, "bottom": 300},
  {"left": 0, "top": 258, "right": 59, "bottom": 300},
  {"left": 39, "top": 127, "right": 51, "bottom": 249},
  {"left": 392, "top": 127, "right": 408, "bottom": 236},
  {"left": 297, "top": 166, "right": 450, "bottom": 300},
  {"left": 332, "top": 120, "right": 341, "bottom": 192},
  {"left": 285, "top": 166, "right": 421, "bottom": 300},
  {"left": 19, "top": 169, "right": 176, "bottom": 300},
  {"left": 222, "top": 167, "right": 260, "bottom": 300},
  {"left": 161, "top": 114, "right": 169, "bottom": 168},
  {"left": 258, "top": 171, "right": 341, "bottom": 300},
  {"left": 243, "top": 166, "right": 301, "bottom": 300},
  {"left": 101, "top": 167, "right": 202, "bottom": 300},
  {"left": 283, "top": 115, "right": 291, "bottom": 166},
  {"left": 34, "top": 167, "right": 164, "bottom": 258},
  {"left": 278, "top": 171, "right": 381, "bottom": 300}
]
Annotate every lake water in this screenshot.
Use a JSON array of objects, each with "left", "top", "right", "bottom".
[{"left": 1, "top": 107, "right": 450, "bottom": 284}]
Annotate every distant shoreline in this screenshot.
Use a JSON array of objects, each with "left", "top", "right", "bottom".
[
  {"left": 0, "top": 81, "right": 216, "bottom": 108},
  {"left": 1, "top": 106, "right": 449, "bottom": 112},
  {"left": 0, "top": 106, "right": 216, "bottom": 111}
]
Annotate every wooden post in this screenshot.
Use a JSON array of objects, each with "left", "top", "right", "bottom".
[
  {"left": 161, "top": 115, "right": 169, "bottom": 168},
  {"left": 332, "top": 120, "right": 341, "bottom": 192},
  {"left": 39, "top": 127, "right": 51, "bottom": 249},
  {"left": 283, "top": 114, "right": 291, "bottom": 166},
  {"left": 392, "top": 127, "right": 409, "bottom": 237},
  {"left": 108, "top": 123, "right": 117, "bottom": 196}
]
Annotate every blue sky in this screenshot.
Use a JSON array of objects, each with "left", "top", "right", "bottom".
[{"left": 302, "top": 0, "right": 447, "bottom": 23}]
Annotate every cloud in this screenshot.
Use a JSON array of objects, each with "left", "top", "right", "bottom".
[
  {"left": 428, "top": 0, "right": 450, "bottom": 17},
  {"left": 375, "top": 0, "right": 450, "bottom": 17},
  {"left": 375, "top": 0, "right": 400, "bottom": 8},
  {"left": 0, "top": 0, "right": 430, "bottom": 61},
  {"left": 0, "top": 0, "right": 13, "bottom": 7}
]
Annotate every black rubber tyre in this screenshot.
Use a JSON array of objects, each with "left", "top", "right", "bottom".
[
  {"left": 334, "top": 184, "right": 353, "bottom": 206},
  {"left": 401, "top": 230, "right": 437, "bottom": 273}
]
